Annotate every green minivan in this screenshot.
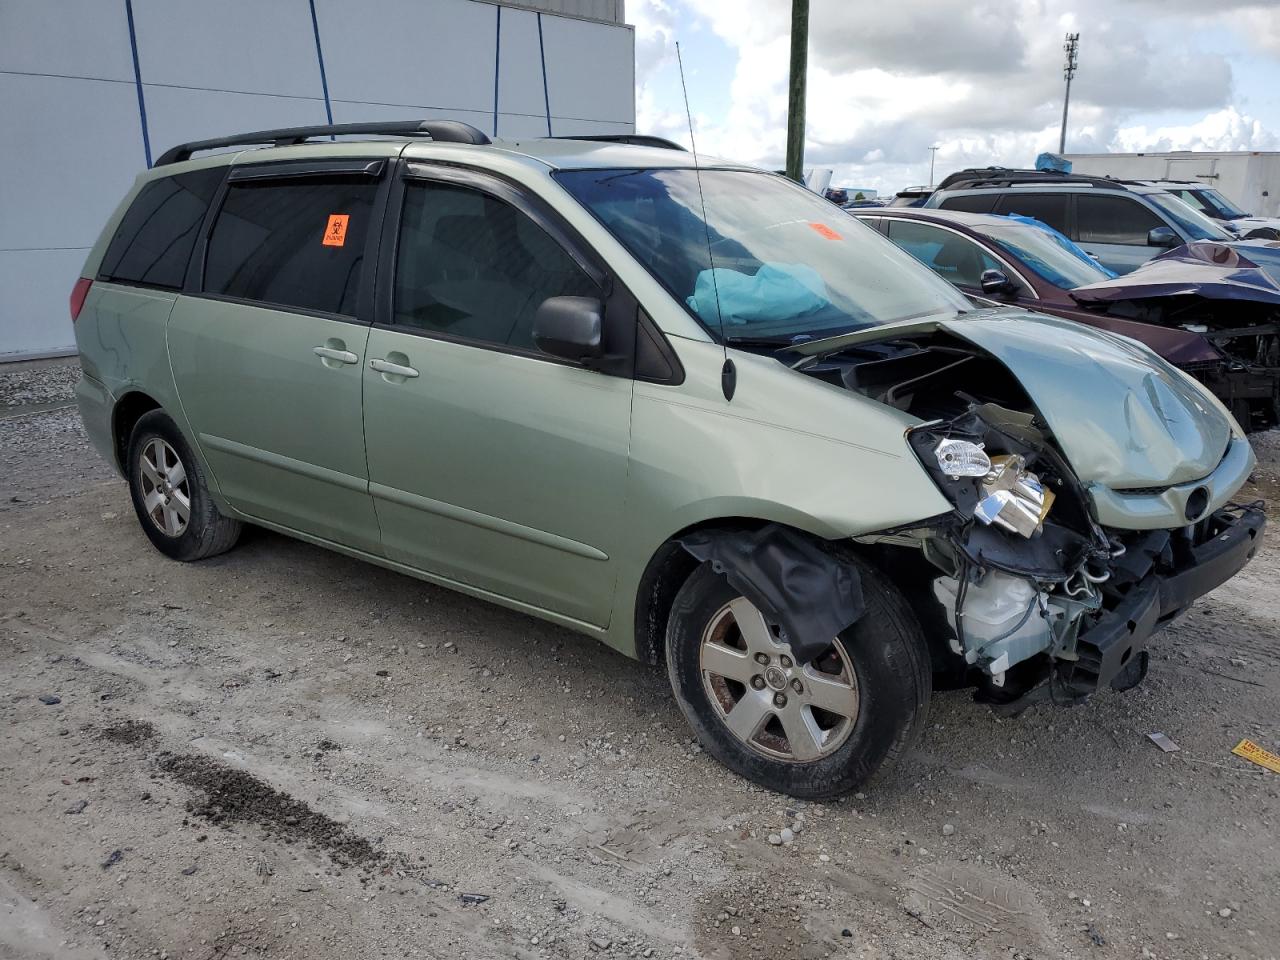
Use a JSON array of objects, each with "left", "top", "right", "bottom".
[{"left": 73, "top": 121, "right": 1263, "bottom": 797}]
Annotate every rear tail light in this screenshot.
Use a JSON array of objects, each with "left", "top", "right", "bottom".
[{"left": 70, "top": 277, "right": 93, "bottom": 322}]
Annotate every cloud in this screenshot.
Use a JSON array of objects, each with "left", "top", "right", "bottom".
[
  {"left": 629, "top": 0, "right": 1277, "bottom": 194},
  {"left": 1123, "top": 0, "right": 1275, "bottom": 10},
  {"left": 631, "top": 0, "right": 680, "bottom": 84},
  {"left": 1238, "top": 7, "right": 1280, "bottom": 54},
  {"left": 807, "top": 0, "right": 1028, "bottom": 77},
  {"left": 1111, "top": 106, "right": 1280, "bottom": 153}
]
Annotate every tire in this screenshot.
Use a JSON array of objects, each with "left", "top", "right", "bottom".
[
  {"left": 665, "top": 557, "right": 931, "bottom": 798},
  {"left": 126, "top": 410, "right": 242, "bottom": 561}
]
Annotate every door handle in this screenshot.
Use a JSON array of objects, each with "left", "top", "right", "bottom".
[
  {"left": 313, "top": 345, "right": 358, "bottom": 364},
  {"left": 369, "top": 358, "right": 419, "bottom": 379}
]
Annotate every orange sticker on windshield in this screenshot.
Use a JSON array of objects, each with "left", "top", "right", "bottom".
[
  {"left": 809, "top": 222, "right": 843, "bottom": 240},
  {"left": 322, "top": 214, "right": 350, "bottom": 247}
]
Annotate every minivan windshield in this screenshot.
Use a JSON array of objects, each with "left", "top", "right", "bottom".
[{"left": 556, "top": 168, "right": 970, "bottom": 342}]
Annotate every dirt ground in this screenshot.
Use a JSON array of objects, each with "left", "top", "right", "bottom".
[{"left": 1, "top": 358, "right": 1278, "bottom": 960}]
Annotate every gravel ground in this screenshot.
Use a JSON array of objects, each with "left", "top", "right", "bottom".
[
  {"left": 0, "top": 359, "right": 80, "bottom": 409},
  {"left": 1, "top": 359, "right": 1278, "bottom": 960}
]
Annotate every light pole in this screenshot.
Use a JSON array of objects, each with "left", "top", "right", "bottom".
[
  {"left": 785, "top": 0, "right": 809, "bottom": 183},
  {"left": 1059, "top": 32, "right": 1079, "bottom": 154},
  {"left": 928, "top": 145, "right": 939, "bottom": 187}
]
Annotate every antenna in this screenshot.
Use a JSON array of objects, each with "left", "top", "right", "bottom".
[{"left": 675, "top": 41, "right": 735, "bottom": 401}]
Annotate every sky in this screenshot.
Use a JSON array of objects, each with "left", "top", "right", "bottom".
[{"left": 628, "top": 0, "right": 1280, "bottom": 196}]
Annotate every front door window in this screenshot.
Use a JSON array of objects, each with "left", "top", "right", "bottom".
[{"left": 393, "top": 182, "right": 599, "bottom": 349}]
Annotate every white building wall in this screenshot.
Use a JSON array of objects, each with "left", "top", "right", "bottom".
[{"left": 0, "top": 0, "right": 635, "bottom": 361}]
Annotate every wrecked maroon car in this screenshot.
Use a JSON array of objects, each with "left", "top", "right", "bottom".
[{"left": 855, "top": 208, "right": 1280, "bottom": 430}]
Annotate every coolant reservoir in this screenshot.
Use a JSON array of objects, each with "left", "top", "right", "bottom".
[{"left": 933, "top": 571, "right": 1053, "bottom": 675}]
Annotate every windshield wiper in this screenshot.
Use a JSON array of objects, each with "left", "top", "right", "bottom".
[{"left": 722, "top": 334, "right": 812, "bottom": 347}]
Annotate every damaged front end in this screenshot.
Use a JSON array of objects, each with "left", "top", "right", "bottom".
[
  {"left": 905, "top": 404, "right": 1262, "bottom": 709},
  {"left": 798, "top": 318, "right": 1266, "bottom": 712}
]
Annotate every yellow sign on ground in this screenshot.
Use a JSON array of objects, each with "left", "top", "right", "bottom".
[{"left": 1232, "top": 739, "right": 1280, "bottom": 774}]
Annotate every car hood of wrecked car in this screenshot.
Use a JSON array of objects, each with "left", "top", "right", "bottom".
[
  {"left": 791, "top": 310, "right": 1234, "bottom": 490},
  {"left": 1069, "top": 240, "right": 1280, "bottom": 307}
]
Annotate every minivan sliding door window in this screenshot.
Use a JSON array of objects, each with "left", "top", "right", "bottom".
[{"left": 204, "top": 176, "right": 377, "bottom": 316}]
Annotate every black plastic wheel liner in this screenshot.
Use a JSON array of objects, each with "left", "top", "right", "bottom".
[{"left": 678, "top": 524, "right": 866, "bottom": 665}]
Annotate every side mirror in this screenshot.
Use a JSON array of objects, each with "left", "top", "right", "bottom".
[
  {"left": 532, "top": 296, "right": 604, "bottom": 364},
  {"left": 980, "top": 268, "right": 1015, "bottom": 296},
  {"left": 1147, "top": 226, "right": 1180, "bottom": 248}
]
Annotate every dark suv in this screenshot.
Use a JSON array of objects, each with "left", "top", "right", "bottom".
[{"left": 925, "top": 168, "right": 1234, "bottom": 274}]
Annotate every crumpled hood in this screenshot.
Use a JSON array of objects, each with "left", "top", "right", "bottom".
[
  {"left": 938, "top": 312, "right": 1233, "bottom": 489},
  {"left": 1070, "top": 241, "right": 1280, "bottom": 306}
]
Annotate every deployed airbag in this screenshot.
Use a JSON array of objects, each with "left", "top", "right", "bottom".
[
  {"left": 686, "top": 262, "right": 831, "bottom": 327},
  {"left": 679, "top": 524, "right": 865, "bottom": 664}
]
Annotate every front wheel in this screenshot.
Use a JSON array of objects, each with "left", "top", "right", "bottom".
[
  {"left": 665, "top": 557, "right": 931, "bottom": 798},
  {"left": 126, "top": 410, "right": 242, "bottom": 561}
]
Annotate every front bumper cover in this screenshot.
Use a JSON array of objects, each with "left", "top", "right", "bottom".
[
  {"left": 1063, "top": 504, "right": 1265, "bottom": 697},
  {"left": 1088, "top": 436, "right": 1256, "bottom": 531}
]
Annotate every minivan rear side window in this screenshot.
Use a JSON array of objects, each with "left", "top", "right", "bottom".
[
  {"left": 992, "top": 193, "right": 1070, "bottom": 236},
  {"left": 98, "top": 167, "right": 225, "bottom": 290},
  {"left": 204, "top": 176, "right": 377, "bottom": 316},
  {"left": 1076, "top": 195, "right": 1164, "bottom": 246}
]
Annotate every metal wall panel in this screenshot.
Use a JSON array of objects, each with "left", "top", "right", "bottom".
[
  {"left": 316, "top": 0, "right": 498, "bottom": 115},
  {"left": 497, "top": 112, "right": 554, "bottom": 138},
  {"left": 144, "top": 87, "right": 330, "bottom": 163},
  {"left": 540, "top": 13, "right": 635, "bottom": 125},
  {"left": 131, "top": 0, "right": 324, "bottom": 99},
  {"left": 497, "top": 7, "right": 549, "bottom": 128},
  {"left": 0, "top": 0, "right": 136, "bottom": 81},
  {"left": 0, "top": 249, "right": 84, "bottom": 360},
  {"left": 329, "top": 99, "right": 493, "bottom": 133},
  {"left": 0, "top": 73, "right": 145, "bottom": 251},
  {"left": 545, "top": 118, "right": 634, "bottom": 137},
  {"left": 496, "top": 0, "right": 624, "bottom": 25},
  {"left": 0, "top": 0, "right": 634, "bottom": 359}
]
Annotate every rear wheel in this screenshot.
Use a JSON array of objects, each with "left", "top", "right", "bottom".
[
  {"left": 665, "top": 557, "right": 931, "bottom": 798},
  {"left": 126, "top": 410, "right": 241, "bottom": 561}
]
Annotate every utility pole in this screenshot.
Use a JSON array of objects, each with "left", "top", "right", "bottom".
[
  {"left": 785, "top": 0, "right": 809, "bottom": 183},
  {"left": 928, "top": 145, "right": 939, "bottom": 187},
  {"left": 1058, "top": 32, "right": 1079, "bottom": 154}
]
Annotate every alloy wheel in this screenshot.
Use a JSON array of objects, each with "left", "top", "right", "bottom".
[
  {"left": 138, "top": 437, "right": 191, "bottom": 537},
  {"left": 698, "top": 597, "right": 860, "bottom": 762}
]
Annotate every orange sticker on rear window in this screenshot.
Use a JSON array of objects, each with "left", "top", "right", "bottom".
[
  {"left": 809, "top": 222, "right": 843, "bottom": 240},
  {"left": 322, "top": 214, "right": 350, "bottom": 247}
]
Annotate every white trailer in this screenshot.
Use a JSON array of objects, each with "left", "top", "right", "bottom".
[{"left": 1063, "top": 151, "right": 1280, "bottom": 218}]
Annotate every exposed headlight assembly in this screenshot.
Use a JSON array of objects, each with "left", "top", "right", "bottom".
[
  {"left": 974, "top": 454, "right": 1054, "bottom": 538},
  {"left": 929, "top": 438, "right": 1053, "bottom": 538},
  {"left": 933, "top": 438, "right": 991, "bottom": 478}
]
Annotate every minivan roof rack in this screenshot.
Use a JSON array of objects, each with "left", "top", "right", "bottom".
[
  {"left": 936, "top": 166, "right": 1122, "bottom": 192},
  {"left": 553, "top": 134, "right": 687, "bottom": 151},
  {"left": 1116, "top": 178, "right": 1202, "bottom": 188},
  {"left": 154, "top": 119, "right": 492, "bottom": 166}
]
